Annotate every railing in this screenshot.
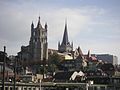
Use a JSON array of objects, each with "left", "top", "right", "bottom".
[{"left": 0, "top": 82, "right": 120, "bottom": 90}]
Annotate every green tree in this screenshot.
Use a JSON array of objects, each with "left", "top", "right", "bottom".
[{"left": 48, "top": 52, "right": 63, "bottom": 72}]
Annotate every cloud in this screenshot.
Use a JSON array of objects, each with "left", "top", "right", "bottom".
[
  {"left": 0, "top": 3, "right": 107, "bottom": 52},
  {"left": 40, "top": 7, "right": 107, "bottom": 48},
  {"left": 0, "top": 0, "right": 120, "bottom": 63},
  {"left": 43, "top": 8, "right": 91, "bottom": 39},
  {"left": 0, "top": 4, "right": 94, "bottom": 54}
]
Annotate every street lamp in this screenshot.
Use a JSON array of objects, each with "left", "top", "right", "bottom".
[
  {"left": 39, "top": 79, "right": 41, "bottom": 90},
  {"left": 86, "top": 83, "right": 89, "bottom": 90},
  {"left": 86, "top": 81, "right": 94, "bottom": 90},
  {"left": 13, "top": 56, "right": 17, "bottom": 90},
  {"left": 2, "top": 46, "right": 6, "bottom": 90}
]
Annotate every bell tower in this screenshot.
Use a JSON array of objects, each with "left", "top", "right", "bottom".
[{"left": 29, "top": 17, "right": 48, "bottom": 61}]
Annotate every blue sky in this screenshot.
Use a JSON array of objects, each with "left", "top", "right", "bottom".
[{"left": 0, "top": 0, "right": 120, "bottom": 63}]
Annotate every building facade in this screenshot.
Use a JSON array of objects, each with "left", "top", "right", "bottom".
[
  {"left": 96, "top": 54, "right": 118, "bottom": 65},
  {"left": 18, "top": 17, "right": 48, "bottom": 64}
]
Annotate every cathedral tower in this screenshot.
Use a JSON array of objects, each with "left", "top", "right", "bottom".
[
  {"left": 58, "top": 21, "right": 73, "bottom": 53},
  {"left": 29, "top": 17, "right": 48, "bottom": 61}
]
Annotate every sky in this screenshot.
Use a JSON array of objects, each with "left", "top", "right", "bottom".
[{"left": 0, "top": 0, "right": 120, "bottom": 63}]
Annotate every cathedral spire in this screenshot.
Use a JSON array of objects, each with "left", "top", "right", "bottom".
[
  {"left": 62, "top": 20, "right": 69, "bottom": 45},
  {"left": 58, "top": 20, "right": 73, "bottom": 53},
  {"left": 37, "top": 16, "right": 42, "bottom": 28}
]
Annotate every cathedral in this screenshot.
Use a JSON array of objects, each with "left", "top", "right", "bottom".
[
  {"left": 18, "top": 17, "right": 48, "bottom": 64},
  {"left": 18, "top": 17, "right": 74, "bottom": 64}
]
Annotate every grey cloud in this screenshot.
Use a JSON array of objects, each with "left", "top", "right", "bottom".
[{"left": 0, "top": 0, "right": 120, "bottom": 63}]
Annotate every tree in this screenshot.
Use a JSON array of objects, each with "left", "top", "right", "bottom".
[{"left": 48, "top": 52, "right": 63, "bottom": 72}]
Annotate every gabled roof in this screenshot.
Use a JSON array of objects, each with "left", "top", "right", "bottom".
[
  {"left": 74, "top": 46, "right": 84, "bottom": 59},
  {"left": 70, "top": 71, "right": 85, "bottom": 80}
]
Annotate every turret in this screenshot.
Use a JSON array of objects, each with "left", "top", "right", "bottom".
[
  {"left": 71, "top": 42, "right": 73, "bottom": 50},
  {"left": 31, "top": 21, "right": 34, "bottom": 29},
  {"left": 45, "top": 22, "right": 47, "bottom": 30},
  {"left": 58, "top": 41, "right": 60, "bottom": 48},
  {"left": 31, "top": 21, "right": 34, "bottom": 37},
  {"left": 37, "top": 16, "right": 42, "bottom": 28}
]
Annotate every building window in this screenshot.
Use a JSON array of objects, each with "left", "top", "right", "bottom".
[{"left": 35, "top": 38, "right": 37, "bottom": 42}]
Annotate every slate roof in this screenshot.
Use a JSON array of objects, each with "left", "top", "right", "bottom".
[{"left": 53, "top": 71, "right": 74, "bottom": 81}]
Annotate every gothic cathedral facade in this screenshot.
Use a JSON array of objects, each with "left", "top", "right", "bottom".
[{"left": 18, "top": 17, "right": 48, "bottom": 64}]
